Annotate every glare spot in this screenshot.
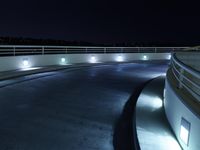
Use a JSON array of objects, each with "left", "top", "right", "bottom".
[
  {"left": 143, "top": 55, "right": 148, "bottom": 60},
  {"left": 23, "top": 59, "right": 29, "bottom": 66},
  {"left": 116, "top": 55, "right": 124, "bottom": 62},
  {"left": 152, "top": 97, "right": 163, "bottom": 109},
  {"left": 168, "top": 54, "right": 171, "bottom": 60},
  {"left": 139, "top": 94, "right": 163, "bottom": 111},
  {"left": 21, "top": 58, "right": 31, "bottom": 68},
  {"left": 61, "top": 58, "right": 66, "bottom": 63},
  {"left": 180, "top": 126, "right": 189, "bottom": 145},
  {"left": 20, "top": 67, "right": 41, "bottom": 71},
  {"left": 90, "top": 56, "right": 97, "bottom": 63}
]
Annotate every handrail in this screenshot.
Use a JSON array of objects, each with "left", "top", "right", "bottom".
[
  {"left": 0, "top": 45, "right": 188, "bottom": 56},
  {"left": 182, "top": 46, "right": 200, "bottom": 51},
  {"left": 0, "top": 45, "right": 188, "bottom": 48},
  {"left": 172, "top": 54, "right": 200, "bottom": 78},
  {"left": 172, "top": 61, "right": 200, "bottom": 90},
  {"left": 171, "top": 52, "right": 200, "bottom": 102},
  {"left": 172, "top": 62, "right": 200, "bottom": 101}
]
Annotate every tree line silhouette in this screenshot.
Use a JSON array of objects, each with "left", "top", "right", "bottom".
[{"left": 0, "top": 37, "right": 198, "bottom": 47}]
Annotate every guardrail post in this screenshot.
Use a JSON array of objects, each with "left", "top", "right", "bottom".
[
  {"left": 42, "top": 46, "right": 44, "bottom": 55},
  {"left": 66, "top": 48, "right": 67, "bottom": 54},
  {"left": 178, "top": 68, "right": 184, "bottom": 89},
  {"left": 86, "top": 48, "right": 88, "bottom": 53},
  {"left": 138, "top": 47, "right": 140, "bottom": 53},
  {"left": 154, "top": 48, "right": 157, "bottom": 53},
  {"left": 104, "top": 48, "right": 106, "bottom": 53},
  {"left": 13, "top": 46, "right": 16, "bottom": 56}
]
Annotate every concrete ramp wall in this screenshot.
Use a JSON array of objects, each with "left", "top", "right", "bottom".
[{"left": 0, "top": 53, "right": 170, "bottom": 71}]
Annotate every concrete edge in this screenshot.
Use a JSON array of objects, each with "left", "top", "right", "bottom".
[{"left": 134, "top": 76, "right": 182, "bottom": 150}]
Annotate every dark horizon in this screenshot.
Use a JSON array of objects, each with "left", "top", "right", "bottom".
[
  {"left": 0, "top": 36, "right": 198, "bottom": 47},
  {"left": 0, "top": 0, "right": 200, "bottom": 44}
]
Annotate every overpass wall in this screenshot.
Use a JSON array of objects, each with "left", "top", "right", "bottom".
[{"left": 0, "top": 53, "right": 170, "bottom": 71}]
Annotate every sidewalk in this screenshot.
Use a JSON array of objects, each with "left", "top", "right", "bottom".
[{"left": 135, "top": 76, "right": 182, "bottom": 150}]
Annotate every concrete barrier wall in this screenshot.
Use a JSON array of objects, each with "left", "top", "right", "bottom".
[
  {"left": 176, "top": 52, "right": 200, "bottom": 71},
  {"left": 164, "top": 79, "right": 200, "bottom": 150},
  {"left": 0, "top": 53, "right": 170, "bottom": 71}
]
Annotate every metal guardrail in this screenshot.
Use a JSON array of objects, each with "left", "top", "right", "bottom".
[
  {"left": 0, "top": 45, "right": 187, "bottom": 56},
  {"left": 183, "top": 46, "right": 200, "bottom": 51},
  {"left": 171, "top": 53, "right": 200, "bottom": 102}
]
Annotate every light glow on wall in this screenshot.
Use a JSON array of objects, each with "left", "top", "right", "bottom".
[
  {"left": 21, "top": 58, "right": 31, "bottom": 68},
  {"left": 90, "top": 56, "right": 97, "bottom": 63},
  {"left": 60, "top": 57, "right": 67, "bottom": 65},
  {"left": 180, "top": 118, "right": 190, "bottom": 146},
  {"left": 23, "top": 59, "right": 29, "bottom": 66},
  {"left": 61, "top": 58, "right": 66, "bottom": 63},
  {"left": 139, "top": 94, "right": 163, "bottom": 111},
  {"left": 116, "top": 55, "right": 124, "bottom": 62},
  {"left": 137, "top": 92, "right": 182, "bottom": 150},
  {"left": 168, "top": 54, "right": 171, "bottom": 60},
  {"left": 152, "top": 97, "right": 163, "bottom": 109},
  {"left": 143, "top": 55, "right": 148, "bottom": 60}
]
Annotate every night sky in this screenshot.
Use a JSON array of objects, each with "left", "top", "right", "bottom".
[{"left": 0, "top": 0, "right": 200, "bottom": 44}]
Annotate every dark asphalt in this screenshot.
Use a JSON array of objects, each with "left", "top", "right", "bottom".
[{"left": 0, "top": 61, "right": 168, "bottom": 150}]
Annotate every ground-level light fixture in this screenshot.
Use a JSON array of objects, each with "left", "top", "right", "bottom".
[
  {"left": 23, "top": 58, "right": 29, "bottom": 67},
  {"left": 60, "top": 57, "right": 68, "bottom": 65},
  {"left": 168, "top": 54, "right": 171, "bottom": 60},
  {"left": 116, "top": 55, "right": 124, "bottom": 62},
  {"left": 61, "top": 57, "right": 66, "bottom": 63},
  {"left": 143, "top": 55, "right": 148, "bottom": 60},
  {"left": 180, "top": 117, "right": 190, "bottom": 146},
  {"left": 90, "top": 56, "right": 97, "bottom": 63}
]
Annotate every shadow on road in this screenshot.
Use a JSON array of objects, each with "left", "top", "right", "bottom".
[{"left": 113, "top": 81, "right": 151, "bottom": 150}]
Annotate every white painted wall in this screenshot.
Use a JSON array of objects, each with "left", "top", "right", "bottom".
[
  {"left": 164, "top": 79, "right": 200, "bottom": 150},
  {"left": 0, "top": 53, "right": 170, "bottom": 71}
]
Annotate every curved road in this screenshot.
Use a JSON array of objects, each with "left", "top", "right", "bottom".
[{"left": 0, "top": 61, "right": 168, "bottom": 150}]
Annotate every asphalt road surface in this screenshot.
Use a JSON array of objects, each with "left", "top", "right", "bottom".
[{"left": 0, "top": 61, "right": 168, "bottom": 150}]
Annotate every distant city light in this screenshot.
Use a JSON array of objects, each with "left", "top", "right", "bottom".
[
  {"left": 116, "top": 55, "right": 124, "bottom": 62},
  {"left": 180, "top": 118, "right": 190, "bottom": 146}
]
